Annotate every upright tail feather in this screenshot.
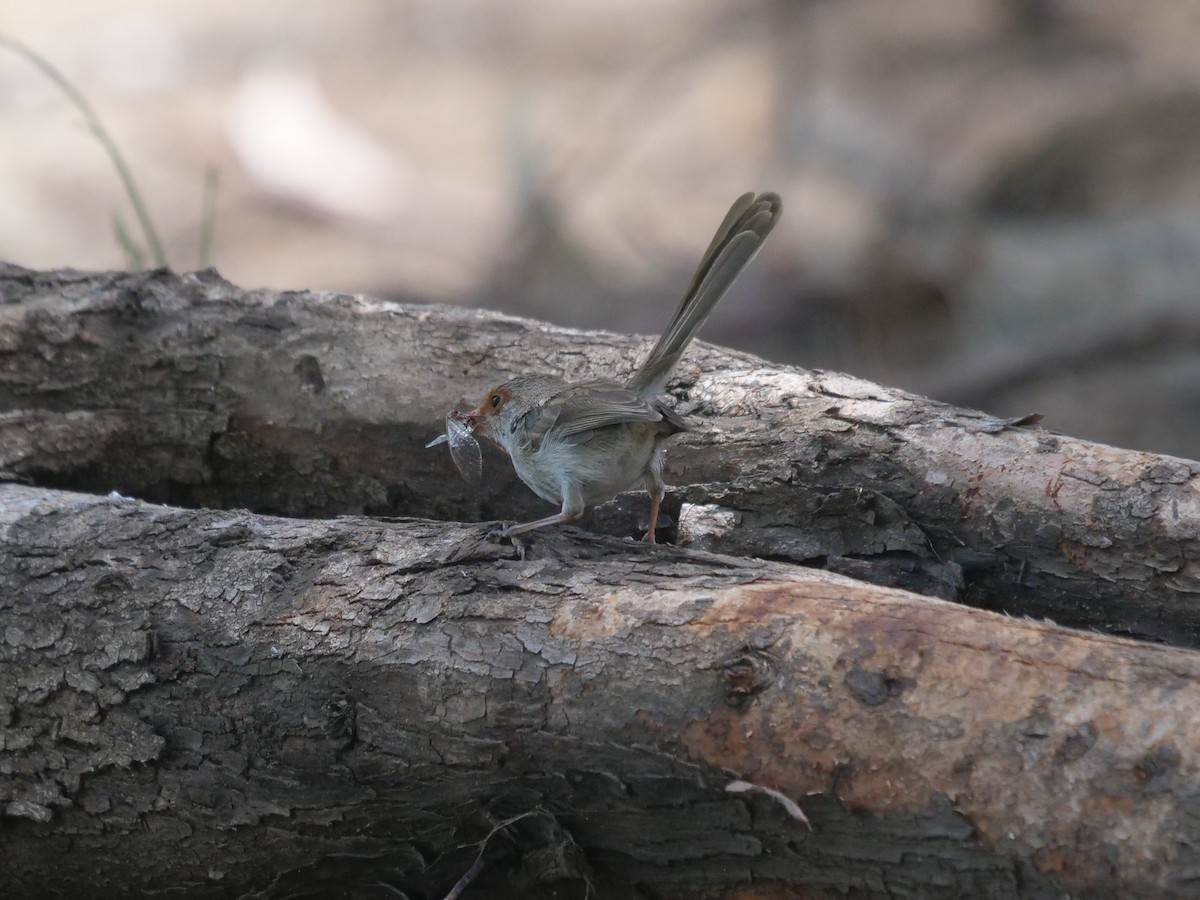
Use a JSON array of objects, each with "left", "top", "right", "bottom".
[{"left": 628, "top": 191, "right": 782, "bottom": 398}]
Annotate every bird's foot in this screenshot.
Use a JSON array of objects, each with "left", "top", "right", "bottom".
[
  {"left": 484, "top": 522, "right": 528, "bottom": 559},
  {"left": 484, "top": 523, "right": 511, "bottom": 541}
]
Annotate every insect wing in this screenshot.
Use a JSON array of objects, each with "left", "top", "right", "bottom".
[{"left": 445, "top": 416, "right": 482, "bottom": 485}]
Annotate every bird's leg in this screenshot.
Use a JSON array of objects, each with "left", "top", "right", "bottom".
[
  {"left": 642, "top": 477, "right": 665, "bottom": 544},
  {"left": 494, "top": 484, "right": 584, "bottom": 539},
  {"left": 499, "top": 509, "right": 578, "bottom": 538}
]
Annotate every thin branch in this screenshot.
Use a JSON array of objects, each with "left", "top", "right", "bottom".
[{"left": 442, "top": 811, "right": 541, "bottom": 900}]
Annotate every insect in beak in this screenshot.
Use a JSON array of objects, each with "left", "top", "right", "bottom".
[{"left": 425, "top": 410, "right": 483, "bottom": 484}]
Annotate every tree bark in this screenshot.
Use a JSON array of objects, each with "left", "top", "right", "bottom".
[
  {"left": 4, "top": 263, "right": 1200, "bottom": 897},
  {"left": 3, "top": 484, "right": 1200, "bottom": 899},
  {"left": 2, "top": 263, "right": 1198, "bottom": 645}
]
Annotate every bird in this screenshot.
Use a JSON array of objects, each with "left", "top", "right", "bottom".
[{"left": 463, "top": 191, "right": 782, "bottom": 543}]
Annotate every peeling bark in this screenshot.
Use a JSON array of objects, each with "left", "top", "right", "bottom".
[
  {"left": 2, "top": 263, "right": 1198, "bottom": 645},
  {"left": 4, "top": 485, "right": 1200, "bottom": 899}
]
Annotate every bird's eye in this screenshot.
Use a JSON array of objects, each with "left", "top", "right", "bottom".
[{"left": 490, "top": 393, "right": 503, "bottom": 409}]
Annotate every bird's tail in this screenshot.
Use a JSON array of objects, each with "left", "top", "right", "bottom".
[{"left": 628, "top": 191, "right": 782, "bottom": 398}]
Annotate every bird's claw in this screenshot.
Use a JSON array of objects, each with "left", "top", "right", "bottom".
[{"left": 484, "top": 523, "right": 527, "bottom": 559}]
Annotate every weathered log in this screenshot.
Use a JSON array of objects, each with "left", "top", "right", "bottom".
[
  {"left": 3, "top": 484, "right": 1199, "bottom": 899},
  {"left": 1, "top": 263, "right": 1198, "bottom": 646}
]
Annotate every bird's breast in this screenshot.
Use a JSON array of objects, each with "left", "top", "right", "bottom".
[{"left": 512, "top": 421, "right": 664, "bottom": 506}]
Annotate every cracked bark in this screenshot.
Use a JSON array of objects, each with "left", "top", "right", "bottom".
[
  {"left": 5, "top": 485, "right": 1200, "bottom": 899},
  {"left": 2, "top": 263, "right": 1200, "bottom": 898},
  {"left": 3, "top": 264, "right": 1198, "bottom": 645}
]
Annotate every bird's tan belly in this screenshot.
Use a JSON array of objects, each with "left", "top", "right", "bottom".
[{"left": 514, "top": 424, "right": 661, "bottom": 507}]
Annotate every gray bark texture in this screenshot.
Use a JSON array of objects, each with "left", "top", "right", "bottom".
[{"left": 2, "top": 263, "right": 1200, "bottom": 898}]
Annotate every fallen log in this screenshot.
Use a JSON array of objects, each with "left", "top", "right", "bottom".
[
  {"left": 1, "top": 264, "right": 1198, "bottom": 645},
  {"left": 3, "top": 484, "right": 1199, "bottom": 898}
]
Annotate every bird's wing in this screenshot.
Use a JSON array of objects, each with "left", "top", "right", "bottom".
[{"left": 517, "top": 380, "right": 664, "bottom": 448}]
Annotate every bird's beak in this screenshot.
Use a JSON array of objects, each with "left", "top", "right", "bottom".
[
  {"left": 463, "top": 407, "right": 501, "bottom": 451},
  {"left": 463, "top": 405, "right": 485, "bottom": 432}
]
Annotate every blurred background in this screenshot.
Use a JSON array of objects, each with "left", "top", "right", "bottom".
[{"left": 3, "top": 0, "right": 1200, "bottom": 458}]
